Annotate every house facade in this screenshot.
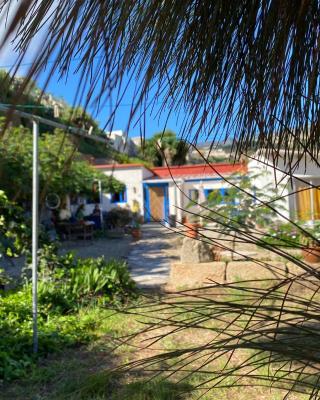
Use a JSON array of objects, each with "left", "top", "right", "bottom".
[
  {"left": 94, "top": 162, "right": 247, "bottom": 223},
  {"left": 104, "top": 130, "right": 137, "bottom": 156},
  {"left": 248, "top": 150, "right": 320, "bottom": 222},
  {"left": 85, "top": 153, "right": 320, "bottom": 224},
  {"left": 94, "top": 163, "right": 154, "bottom": 216}
]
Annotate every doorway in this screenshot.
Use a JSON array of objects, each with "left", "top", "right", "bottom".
[{"left": 144, "top": 183, "right": 169, "bottom": 222}]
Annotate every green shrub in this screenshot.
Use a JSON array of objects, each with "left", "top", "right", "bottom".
[
  {"left": 107, "top": 207, "right": 132, "bottom": 228},
  {"left": 0, "top": 247, "right": 137, "bottom": 380},
  {"left": 0, "top": 287, "right": 92, "bottom": 380},
  {"left": 38, "top": 249, "right": 137, "bottom": 313},
  {"left": 262, "top": 221, "right": 320, "bottom": 248},
  {"left": 38, "top": 244, "right": 75, "bottom": 272},
  {"left": 0, "top": 268, "right": 11, "bottom": 288},
  {"left": 70, "top": 257, "right": 136, "bottom": 301},
  {"left": 0, "top": 190, "right": 31, "bottom": 257},
  {"left": 262, "top": 222, "right": 302, "bottom": 247}
]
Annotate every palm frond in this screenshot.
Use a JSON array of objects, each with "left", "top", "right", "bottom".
[{"left": 1, "top": 0, "right": 320, "bottom": 156}]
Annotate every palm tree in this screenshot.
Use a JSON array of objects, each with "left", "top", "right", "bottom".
[{"left": 141, "top": 131, "right": 189, "bottom": 166}]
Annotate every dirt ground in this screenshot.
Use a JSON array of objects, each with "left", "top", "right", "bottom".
[
  {"left": 60, "top": 234, "right": 133, "bottom": 261},
  {"left": 1, "top": 234, "right": 133, "bottom": 283}
]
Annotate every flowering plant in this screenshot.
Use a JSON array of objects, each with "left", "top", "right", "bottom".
[
  {"left": 265, "top": 221, "right": 320, "bottom": 248},
  {"left": 299, "top": 221, "right": 320, "bottom": 247}
]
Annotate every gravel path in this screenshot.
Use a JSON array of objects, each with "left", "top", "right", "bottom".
[
  {"left": 128, "top": 223, "right": 179, "bottom": 288},
  {"left": 62, "top": 224, "right": 179, "bottom": 289},
  {"left": 60, "top": 235, "right": 132, "bottom": 261},
  {"left": 2, "top": 224, "right": 179, "bottom": 290}
]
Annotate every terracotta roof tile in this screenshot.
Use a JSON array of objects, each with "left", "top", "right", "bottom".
[
  {"left": 93, "top": 162, "right": 247, "bottom": 179},
  {"left": 151, "top": 163, "right": 247, "bottom": 178}
]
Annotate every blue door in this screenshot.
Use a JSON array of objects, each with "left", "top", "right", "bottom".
[{"left": 143, "top": 183, "right": 169, "bottom": 222}]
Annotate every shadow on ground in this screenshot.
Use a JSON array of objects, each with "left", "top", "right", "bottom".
[{"left": 1, "top": 338, "right": 193, "bottom": 400}]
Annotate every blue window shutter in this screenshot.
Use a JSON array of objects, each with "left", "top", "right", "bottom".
[{"left": 110, "top": 186, "right": 127, "bottom": 203}]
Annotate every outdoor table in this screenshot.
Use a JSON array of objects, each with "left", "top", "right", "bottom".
[{"left": 58, "top": 221, "right": 94, "bottom": 241}]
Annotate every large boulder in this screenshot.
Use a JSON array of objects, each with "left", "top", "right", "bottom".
[{"left": 180, "top": 237, "right": 214, "bottom": 263}]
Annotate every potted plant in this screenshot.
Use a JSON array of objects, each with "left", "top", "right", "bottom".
[
  {"left": 106, "top": 207, "right": 132, "bottom": 235},
  {"left": 183, "top": 215, "right": 201, "bottom": 239},
  {"left": 201, "top": 172, "right": 285, "bottom": 259},
  {"left": 300, "top": 222, "right": 320, "bottom": 263},
  {"left": 131, "top": 215, "right": 143, "bottom": 240}
]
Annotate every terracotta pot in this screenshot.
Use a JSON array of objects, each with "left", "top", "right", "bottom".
[
  {"left": 302, "top": 246, "right": 320, "bottom": 263},
  {"left": 184, "top": 222, "right": 200, "bottom": 239},
  {"left": 181, "top": 216, "right": 187, "bottom": 224},
  {"left": 212, "top": 245, "right": 222, "bottom": 261},
  {"left": 131, "top": 228, "right": 141, "bottom": 240}
]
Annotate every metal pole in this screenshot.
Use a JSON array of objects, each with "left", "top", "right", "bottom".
[
  {"left": 98, "top": 180, "right": 103, "bottom": 227},
  {"left": 32, "top": 120, "right": 39, "bottom": 353},
  {"left": 310, "top": 180, "right": 314, "bottom": 222},
  {"left": 0, "top": 105, "right": 111, "bottom": 352}
]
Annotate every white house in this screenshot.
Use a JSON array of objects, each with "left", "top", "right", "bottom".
[
  {"left": 105, "top": 130, "right": 137, "bottom": 156},
  {"left": 93, "top": 162, "right": 247, "bottom": 223},
  {"left": 248, "top": 150, "right": 320, "bottom": 222},
  {"left": 94, "top": 163, "right": 154, "bottom": 216},
  {"left": 77, "top": 151, "right": 320, "bottom": 225}
]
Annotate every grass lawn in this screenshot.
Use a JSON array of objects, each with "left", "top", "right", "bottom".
[{"left": 1, "top": 291, "right": 311, "bottom": 400}]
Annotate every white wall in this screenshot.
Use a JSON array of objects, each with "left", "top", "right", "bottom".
[
  {"left": 167, "top": 178, "right": 237, "bottom": 222},
  {"left": 168, "top": 184, "right": 177, "bottom": 216},
  {"left": 100, "top": 166, "right": 153, "bottom": 215},
  {"left": 165, "top": 170, "right": 292, "bottom": 223},
  {"left": 274, "top": 153, "right": 320, "bottom": 177},
  {"left": 181, "top": 179, "right": 235, "bottom": 209},
  {"left": 248, "top": 157, "right": 292, "bottom": 220},
  {"left": 248, "top": 152, "right": 320, "bottom": 221},
  {"left": 105, "top": 130, "right": 137, "bottom": 155}
]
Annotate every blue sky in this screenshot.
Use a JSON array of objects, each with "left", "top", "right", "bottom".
[
  {"left": 0, "top": 3, "right": 208, "bottom": 141},
  {"left": 36, "top": 66, "right": 183, "bottom": 139},
  {"left": 0, "top": 37, "right": 188, "bottom": 140},
  {"left": 0, "top": 56, "right": 183, "bottom": 138},
  {"left": 0, "top": 8, "right": 181, "bottom": 139}
]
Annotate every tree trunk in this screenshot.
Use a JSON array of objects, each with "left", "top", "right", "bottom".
[
  {"left": 231, "top": 235, "right": 236, "bottom": 261},
  {"left": 162, "top": 147, "right": 173, "bottom": 166}
]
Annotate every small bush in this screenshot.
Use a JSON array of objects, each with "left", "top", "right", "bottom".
[
  {"left": 262, "top": 221, "right": 320, "bottom": 248},
  {"left": 0, "top": 190, "right": 31, "bottom": 258},
  {"left": 0, "top": 247, "right": 137, "bottom": 380},
  {"left": 107, "top": 207, "right": 132, "bottom": 228},
  {"left": 0, "top": 287, "right": 92, "bottom": 380},
  {"left": 70, "top": 257, "right": 136, "bottom": 302},
  {"left": 262, "top": 222, "right": 302, "bottom": 247},
  {"left": 38, "top": 250, "right": 137, "bottom": 313}
]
